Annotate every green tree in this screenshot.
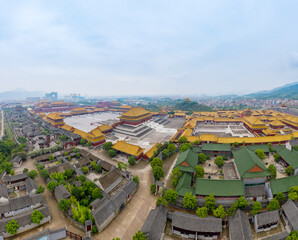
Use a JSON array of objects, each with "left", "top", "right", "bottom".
[
  {"left": 86, "top": 142, "right": 92, "bottom": 148},
  {"left": 81, "top": 166, "right": 89, "bottom": 174},
  {"left": 150, "top": 157, "right": 163, "bottom": 168},
  {"left": 179, "top": 143, "right": 192, "bottom": 152},
  {"left": 90, "top": 161, "right": 97, "bottom": 170},
  {"left": 267, "top": 198, "right": 280, "bottom": 211},
  {"left": 133, "top": 175, "right": 140, "bottom": 186},
  {"left": 196, "top": 207, "right": 208, "bottom": 218},
  {"left": 64, "top": 169, "right": 74, "bottom": 179},
  {"left": 92, "top": 188, "right": 102, "bottom": 200},
  {"left": 288, "top": 186, "right": 298, "bottom": 201},
  {"left": 10, "top": 169, "right": 15, "bottom": 176},
  {"left": 183, "top": 192, "right": 197, "bottom": 209},
  {"left": 36, "top": 186, "right": 45, "bottom": 194},
  {"left": 235, "top": 196, "right": 248, "bottom": 209},
  {"left": 168, "top": 143, "right": 177, "bottom": 153},
  {"left": 255, "top": 149, "right": 265, "bottom": 160},
  {"left": 128, "top": 156, "right": 136, "bottom": 166},
  {"left": 171, "top": 167, "right": 182, "bottom": 187},
  {"left": 214, "top": 156, "right": 224, "bottom": 168},
  {"left": 285, "top": 166, "right": 294, "bottom": 176},
  {"left": 162, "top": 149, "right": 170, "bottom": 158},
  {"left": 59, "top": 135, "right": 68, "bottom": 142},
  {"left": 95, "top": 165, "right": 102, "bottom": 173},
  {"left": 286, "top": 230, "right": 298, "bottom": 240},
  {"left": 28, "top": 170, "right": 38, "bottom": 179},
  {"left": 80, "top": 138, "right": 86, "bottom": 145},
  {"left": 39, "top": 169, "right": 49, "bottom": 179},
  {"left": 150, "top": 184, "right": 156, "bottom": 194},
  {"left": 252, "top": 201, "right": 262, "bottom": 215},
  {"left": 156, "top": 197, "right": 168, "bottom": 207},
  {"left": 108, "top": 149, "right": 116, "bottom": 158},
  {"left": 49, "top": 155, "right": 54, "bottom": 161},
  {"left": 178, "top": 136, "right": 187, "bottom": 143},
  {"left": 23, "top": 168, "right": 28, "bottom": 173},
  {"left": 103, "top": 141, "right": 113, "bottom": 151},
  {"left": 74, "top": 147, "right": 79, "bottom": 153},
  {"left": 133, "top": 230, "right": 146, "bottom": 240},
  {"left": 198, "top": 153, "right": 207, "bottom": 164},
  {"left": 205, "top": 194, "right": 216, "bottom": 211},
  {"left": 213, "top": 205, "right": 226, "bottom": 218},
  {"left": 194, "top": 140, "right": 200, "bottom": 145},
  {"left": 275, "top": 192, "right": 285, "bottom": 203},
  {"left": 37, "top": 164, "right": 44, "bottom": 170},
  {"left": 163, "top": 189, "right": 178, "bottom": 204},
  {"left": 47, "top": 180, "right": 58, "bottom": 192},
  {"left": 273, "top": 153, "right": 280, "bottom": 162},
  {"left": 268, "top": 164, "right": 277, "bottom": 179},
  {"left": 31, "top": 210, "right": 44, "bottom": 224},
  {"left": 152, "top": 166, "right": 164, "bottom": 181},
  {"left": 5, "top": 219, "right": 19, "bottom": 235},
  {"left": 195, "top": 165, "right": 204, "bottom": 178}
]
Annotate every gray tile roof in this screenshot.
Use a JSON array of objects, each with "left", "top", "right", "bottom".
[
  {"left": 98, "top": 168, "right": 122, "bottom": 190},
  {"left": 111, "top": 190, "right": 126, "bottom": 209},
  {"left": 245, "top": 185, "right": 266, "bottom": 198},
  {"left": 4, "top": 172, "right": 28, "bottom": 183},
  {"left": 141, "top": 206, "right": 168, "bottom": 240},
  {"left": 172, "top": 211, "right": 222, "bottom": 233},
  {"left": 262, "top": 231, "right": 289, "bottom": 240},
  {"left": 54, "top": 185, "right": 71, "bottom": 202},
  {"left": 0, "top": 184, "right": 8, "bottom": 199},
  {"left": 229, "top": 209, "right": 252, "bottom": 240},
  {"left": 281, "top": 199, "right": 298, "bottom": 231},
  {"left": 122, "top": 180, "right": 137, "bottom": 197},
  {"left": 92, "top": 200, "right": 116, "bottom": 227},
  {"left": 12, "top": 155, "right": 22, "bottom": 163},
  {"left": 90, "top": 197, "right": 109, "bottom": 210},
  {"left": 25, "top": 178, "right": 38, "bottom": 193},
  {"left": 256, "top": 210, "right": 280, "bottom": 226}
]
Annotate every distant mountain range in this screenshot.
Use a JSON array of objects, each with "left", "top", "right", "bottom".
[
  {"left": 245, "top": 82, "right": 298, "bottom": 99},
  {"left": 0, "top": 89, "right": 44, "bottom": 101}
]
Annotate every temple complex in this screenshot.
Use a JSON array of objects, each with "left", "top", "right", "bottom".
[
  {"left": 44, "top": 113, "right": 64, "bottom": 127},
  {"left": 119, "top": 107, "right": 153, "bottom": 125}
]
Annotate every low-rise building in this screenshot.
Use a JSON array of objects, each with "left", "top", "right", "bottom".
[
  {"left": 254, "top": 210, "right": 280, "bottom": 232},
  {"left": 229, "top": 209, "right": 252, "bottom": 240}
]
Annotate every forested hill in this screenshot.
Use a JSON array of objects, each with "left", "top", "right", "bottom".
[{"left": 174, "top": 100, "right": 212, "bottom": 113}]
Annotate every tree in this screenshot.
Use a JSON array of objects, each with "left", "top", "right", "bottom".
[
  {"left": 10, "top": 169, "right": 15, "bottom": 176},
  {"left": 81, "top": 166, "right": 89, "bottom": 174},
  {"left": 39, "top": 169, "right": 49, "bottom": 179},
  {"left": 196, "top": 207, "right": 208, "bottom": 218},
  {"left": 267, "top": 198, "right": 280, "bottom": 211},
  {"left": 285, "top": 166, "right": 294, "bottom": 176},
  {"left": 288, "top": 186, "right": 298, "bottom": 201},
  {"left": 31, "top": 210, "right": 44, "bottom": 224},
  {"left": 252, "top": 201, "right": 262, "bottom": 215},
  {"left": 194, "top": 140, "right": 200, "bottom": 145},
  {"left": 183, "top": 192, "right": 197, "bottom": 209},
  {"left": 156, "top": 197, "right": 168, "bottom": 207},
  {"left": 36, "top": 186, "right": 45, "bottom": 194},
  {"left": 133, "top": 176, "right": 140, "bottom": 186},
  {"left": 80, "top": 138, "right": 86, "bottom": 145},
  {"left": 95, "top": 165, "right": 102, "bottom": 173},
  {"left": 168, "top": 143, "right": 177, "bottom": 153},
  {"left": 162, "top": 149, "right": 170, "bottom": 158},
  {"left": 108, "top": 149, "right": 116, "bottom": 158},
  {"left": 92, "top": 188, "right": 102, "bottom": 200},
  {"left": 86, "top": 142, "right": 92, "bottom": 148},
  {"left": 23, "top": 168, "right": 28, "bottom": 173},
  {"left": 195, "top": 165, "right": 204, "bottom": 178},
  {"left": 213, "top": 205, "right": 226, "bottom": 218},
  {"left": 5, "top": 162, "right": 13, "bottom": 173},
  {"left": 287, "top": 230, "right": 298, "bottom": 240},
  {"left": 74, "top": 147, "right": 79, "bottom": 153},
  {"left": 90, "top": 161, "right": 97, "bottom": 170},
  {"left": 198, "top": 153, "right": 207, "bottom": 164},
  {"left": 47, "top": 180, "right": 58, "bottom": 192},
  {"left": 268, "top": 164, "right": 277, "bottom": 179},
  {"left": 178, "top": 136, "right": 187, "bottom": 143},
  {"left": 150, "top": 184, "right": 156, "bottom": 194},
  {"left": 255, "top": 149, "right": 265, "bottom": 160},
  {"left": 59, "top": 135, "right": 68, "bottom": 142},
  {"left": 171, "top": 167, "right": 182, "bottom": 187},
  {"left": 58, "top": 199, "right": 70, "bottom": 212},
  {"left": 49, "top": 155, "right": 54, "bottom": 161},
  {"left": 275, "top": 192, "right": 285, "bottom": 203},
  {"left": 150, "top": 157, "right": 163, "bottom": 168},
  {"left": 5, "top": 219, "right": 19, "bottom": 235},
  {"left": 163, "top": 189, "right": 178, "bottom": 204},
  {"left": 37, "top": 164, "right": 44, "bottom": 170},
  {"left": 103, "top": 141, "right": 113, "bottom": 151},
  {"left": 28, "top": 170, "right": 38, "bottom": 179},
  {"left": 128, "top": 156, "right": 136, "bottom": 166},
  {"left": 235, "top": 196, "right": 248, "bottom": 209},
  {"left": 273, "top": 153, "right": 280, "bottom": 162},
  {"left": 64, "top": 169, "right": 74, "bottom": 179},
  {"left": 132, "top": 230, "right": 146, "bottom": 240},
  {"left": 214, "top": 156, "right": 224, "bottom": 168},
  {"left": 152, "top": 166, "right": 164, "bottom": 181},
  {"left": 205, "top": 194, "right": 216, "bottom": 211},
  {"left": 179, "top": 143, "right": 192, "bottom": 152},
  {"left": 64, "top": 152, "right": 69, "bottom": 156}
]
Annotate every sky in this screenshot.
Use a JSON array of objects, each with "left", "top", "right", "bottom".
[{"left": 0, "top": 1, "right": 298, "bottom": 97}]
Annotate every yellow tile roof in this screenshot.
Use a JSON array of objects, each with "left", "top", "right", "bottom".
[
  {"left": 95, "top": 124, "right": 112, "bottom": 132},
  {"left": 269, "top": 120, "right": 284, "bottom": 126},
  {"left": 119, "top": 105, "right": 132, "bottom": 109},
  {"left": 60, "top": 124, "right": 74, "bottom": 132},
  {"left": 121, "top": 107, "right": 152, "bottom": 117},
  {"left": 143, "top": 143, "right": 159, "bottom": 159},
  {"left": 200, "top": 134, "right": 218, "bottom": 142},
  {"left": 112, "top": 140, "right": 145, "bottom": 156},
  {"left": 46, "top": 113, "right": 64, "bottom": 120}
]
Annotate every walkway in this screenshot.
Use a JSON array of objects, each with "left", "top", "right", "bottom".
[{"left": 0, "top": 109, "right": 4, "bottom": 140}]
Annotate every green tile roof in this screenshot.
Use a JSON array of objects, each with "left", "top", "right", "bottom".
[
  {"left": 201, "top": 143, "right": 231, "bottom": 152},
  {"left": 176, "top": 172, "right": 194, "bottom": 196},
  {"left": 195, "top": 178, "right": 245, "bottom": 197},
  {"left": 175, "top": 149, "right": 198, "bottom": 169},
  {"left": 233, "top": 147, "right": 271, "bottom": 179},
  {"left": 275, "top": 146, "right": 298, "bottom": 169},
  {"left": 247, "top": 145, "right": 270, "bottom": 153},
  {"left": 176, "top": 165, "right": 195, "bottom": 173},
  {"left": 270, "top": 175, "right": 298, "bottom": 195},
  {"left": 192, "top": 146, "right": 202, "bottom": 153}
]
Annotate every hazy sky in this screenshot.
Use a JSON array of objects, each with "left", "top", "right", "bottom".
[{"left": 0, "top": 1, "right": 298, "bottom": 96}]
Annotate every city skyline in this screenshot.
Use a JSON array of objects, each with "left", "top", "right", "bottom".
[{"left": 0, "top": 1, "right": 298, "bottom": 96}]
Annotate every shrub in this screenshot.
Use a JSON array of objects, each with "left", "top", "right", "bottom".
[
  {"left": 267, "top": 198, "right": 280, "bottom": 211},
  {"left": 273, "top": 153, "right": 280, "bottom": 162},
  {"left": 10, "top": 170, "right": 15, "bottom": 176},
  {"left": 108, "top": 149, "right": 116, "bottom": 158},
  {"left": 5, "top": 219, "right": 19, "bottom": 235},
  {"left": 255, "top": 149, "right": 265, "bottom": 160},
  {"left": 81, "top": 167, "right": 89, "bottom": 174},
  {"left": 36, "top": 186, "right": 45, "bottom": 194},
  {"left": 163, "top": 189, "right": 178, "bottom": 204},
  {"left": 252, "top": 201, "right": 262, "bottom": 215},
  {"left": 150, "top": 184, "right": 156, "bottom": 194},
  {"left": 128, "top": 156, "right": 136, "bottom": 166},
  {"left": 31, "top": 210, "right": 44, "bottom": 224},
  {"left": 152, "top": 166, "right": 164, "bottom": 181},
  {"left": 196, "top": 207, "right": 208, "bottom": 218},
  {"left": 150, "top": 157, "right": 163, "bottom": 168},
  {"left": 171, "top": 167, "right": 182, "bottom": 187},
  {"left": 198, "top": 153, "right": 207, "bottom": 164},
  {"left": 28, "top": 170, "right": 38, "bottom": 179},
  {"left": 183, "top": 192, "right": 197, "bottom": 209},
  {"left": 214, "top": 156, "right": 224, "bottom": 168},
  {"left": 268, "top": 164, "right": 277, "bottom": 179},
  {"left": 205, "top": 194, "right": 216, "bottom": 211},
  {"left": 92, "top": 188, "right": 102, "bottom": 200},
  {"left": 285, "top": 166, "right": 294, "bottom": 176},
  {"left": 103, "top": 142, "right": 113, "bottom": 151},
  {"left": 133, "top": 176, "right": 140, "bottom": 186},
  {"left": 195, "top": 165, "right": 204, "bottom": 178},
  {"left": 23, "top": 168, "right": 28, "bottom": 173}
]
